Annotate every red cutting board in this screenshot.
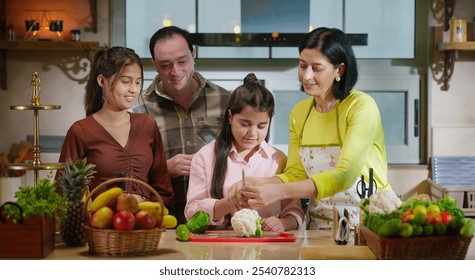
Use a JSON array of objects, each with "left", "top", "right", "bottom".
[{"left": 189, "top": 231, "right": 296, "bottom": 242}]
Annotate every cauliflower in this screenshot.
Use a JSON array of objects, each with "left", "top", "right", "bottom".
[
  {"left": 231, "top": 208, "right": 264, "bottom": 237},
  {"left": 367, "top": 189, "right": 402, "bottom": 214}
]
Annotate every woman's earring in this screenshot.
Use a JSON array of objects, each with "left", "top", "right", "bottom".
[{"left": 335, "top": 76, "right": 341, "bottom": 82}]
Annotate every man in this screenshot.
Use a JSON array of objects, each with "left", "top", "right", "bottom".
[{"left": 133, "top": 26, "right": 230, "bottom": 224}]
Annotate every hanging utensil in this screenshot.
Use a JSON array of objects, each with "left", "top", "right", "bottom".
[
  {"left": 356, "top": 175, "right": 367, "bottom": 199},
  {"left": 368, "top": 168, "right": 377, "bottom": 197},
  {"left": 356, "top": 168, "right": 378, "bottom": 199}
]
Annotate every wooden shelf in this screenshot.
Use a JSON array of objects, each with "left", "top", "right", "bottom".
[
  {"left": 437, "top": 41, "right": 475, "bottom": 91},
  {"left": 0, "top": 40, "right": 100, "bottom": 51},
  {"left": 437, "top": 41, "right": 475, "bottom": 51},
  {"left": 437, "top": 0, "right": 475, "bottom": 91},
  {"left": 0, "top": 40, "right": 100, "bottom": 90}
]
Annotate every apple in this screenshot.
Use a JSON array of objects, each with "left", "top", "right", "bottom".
[
  {"left": 135, "top": 210, "right": 157, "bottom": 230},
  {"left": 113, "top": 210, "right": 136, "bottom": 230},
  {"left": 91, "top": 206, "right": 114, "bottom": 229},
  {"left": 116, "top": 193, "right": 140, "bottom": 214}
]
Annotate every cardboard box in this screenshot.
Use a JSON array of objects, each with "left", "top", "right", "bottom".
[{"left": 0, "top": 214, "right": 55, "bottom": 259}]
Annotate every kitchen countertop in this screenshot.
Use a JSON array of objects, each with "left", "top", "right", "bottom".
[{"left": 47, "top": 230, "right": 475, "bottom": 260}]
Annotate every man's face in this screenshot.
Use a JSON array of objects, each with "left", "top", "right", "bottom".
[{"left": 152, "top": 34, "right": 195, "bottom": 93}]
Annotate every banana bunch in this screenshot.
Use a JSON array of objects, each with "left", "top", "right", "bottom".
[{"left": 89, "top": 187, "right": 123, "bottom": 212}]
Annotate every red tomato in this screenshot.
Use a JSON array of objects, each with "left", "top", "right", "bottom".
[
  {"left": 441, "top": 211, "right": 453, "bottom": 225},
  {"left": 402, "top": 209, "right": 414, "bottom": 223},
  {"left": 426, "top": 212, "right": 442, "bottom": 225}
]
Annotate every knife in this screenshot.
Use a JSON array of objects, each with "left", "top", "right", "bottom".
[{"left": 242, "top": 167, "right": 246, "bottom": 187}]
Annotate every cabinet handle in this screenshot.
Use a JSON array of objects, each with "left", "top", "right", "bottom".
[{"left": 414, "top": 99, "right": 419, "bottom": 137}]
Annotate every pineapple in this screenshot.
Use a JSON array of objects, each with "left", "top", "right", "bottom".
[{"left": 58, "top": 158, "right": 96, "bottom": 247}]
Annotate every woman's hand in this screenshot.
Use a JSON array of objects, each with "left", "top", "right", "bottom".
[
  {"left": 262, "top": 216, "right": 285, "bottom": 232},
  {"left": 242, "top": 184, "right": 283, "bottom": 209},
  {"left": 227, "top": 181, "right": 248, "bottom": 211}
]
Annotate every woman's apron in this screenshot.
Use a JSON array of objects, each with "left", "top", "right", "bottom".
[{"left": 299, "top": 101, "right": 361, "bottom": 230}]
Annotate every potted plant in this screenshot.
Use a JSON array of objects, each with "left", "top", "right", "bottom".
[{"left": 0, "top": 178, "right": 67, "bottom": 259}]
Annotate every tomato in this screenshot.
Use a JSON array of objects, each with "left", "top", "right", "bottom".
[
  {"left": 402, "top": 209, "right": 414, "bottom": 223},
  {"left": 424, "top": 224, "right": 434, "bottom": 236},
  {"left": 412, "top": 224, "right": 424, "bottom": 236},
  {"left": 435, "top": 222, "right": 447, "bottom": 235},
  {"left": 413, "top": 205, "right": 427, "bottom": 216},
  {"left": 413, "top": 213, "right": 426, "bottom": 226},
  {"left": 440, "top": 211, "right": 453, "bottom": 225},
  {"left": 425, "top": 212, "right": 442, "bottom": 225},
  {"left": 399, "top": 223, "right": 413, "bottom": 238}
]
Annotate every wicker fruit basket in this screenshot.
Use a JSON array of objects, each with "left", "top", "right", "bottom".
[
  {"left": 83, "top": 177, "right": 165, "bottom": 257},
  {"left": 360, "top": 225, "right": 472, "bottom": 260}
]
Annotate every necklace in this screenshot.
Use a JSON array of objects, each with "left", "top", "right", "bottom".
[{"left": 315, "top": 98, "right": 337, "bottom": 113}]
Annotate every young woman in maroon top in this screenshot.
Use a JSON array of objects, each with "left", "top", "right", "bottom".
[{"left": 57, "top": 47, "right": 173, "bottom": 208}]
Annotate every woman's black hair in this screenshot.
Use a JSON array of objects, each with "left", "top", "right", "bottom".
[
  {"left": 210, "top": 73, "right": 275, "bottom": 199},
  {"left": 298, "top": 27, "right": 358, "bottom": 100}
]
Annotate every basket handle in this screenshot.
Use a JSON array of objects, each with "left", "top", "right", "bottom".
[{"left": 84, "top": 177, "right": 165, "bottom": 228}]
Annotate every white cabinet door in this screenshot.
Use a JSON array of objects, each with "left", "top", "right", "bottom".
[
  {"left": 310, "top": 0, "right": 343, "bottom": 30},
  {"left": 345, "top": 0, "right": 415, "bottom": 59}
]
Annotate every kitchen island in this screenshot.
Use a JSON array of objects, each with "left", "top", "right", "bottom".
[{"left": 46, "top": 230, "right": 475, "bottom": 260}]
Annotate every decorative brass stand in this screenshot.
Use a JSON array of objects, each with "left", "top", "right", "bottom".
[{"left": 7, "top": 72, "right": 64, "bottom": 185}]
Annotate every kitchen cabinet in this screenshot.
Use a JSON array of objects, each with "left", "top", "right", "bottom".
[
  {"left": 344, "top": 0, "right": 415, "bottom": 59},
  {"left": 122, "top": 0, "right": 414, "bottom": 59},
  {"left": 125, "top": 0, "right": 196, "bottom": 58}
]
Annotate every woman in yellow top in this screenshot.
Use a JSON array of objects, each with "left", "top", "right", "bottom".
[{"left": 236, "top": 27, "right": 391, "bottom": 229}]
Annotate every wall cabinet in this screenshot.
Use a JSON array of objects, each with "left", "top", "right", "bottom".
[
  {"left": 120, "top": 0, "right": 415, "bottom": 59},
  {"left": 345, "top": 0, "right": 415, "bottom": 59}
]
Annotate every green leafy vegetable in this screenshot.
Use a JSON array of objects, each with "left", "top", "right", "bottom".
[{"left": 4, "top": 178, "right": 67, "bottom": 223}]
